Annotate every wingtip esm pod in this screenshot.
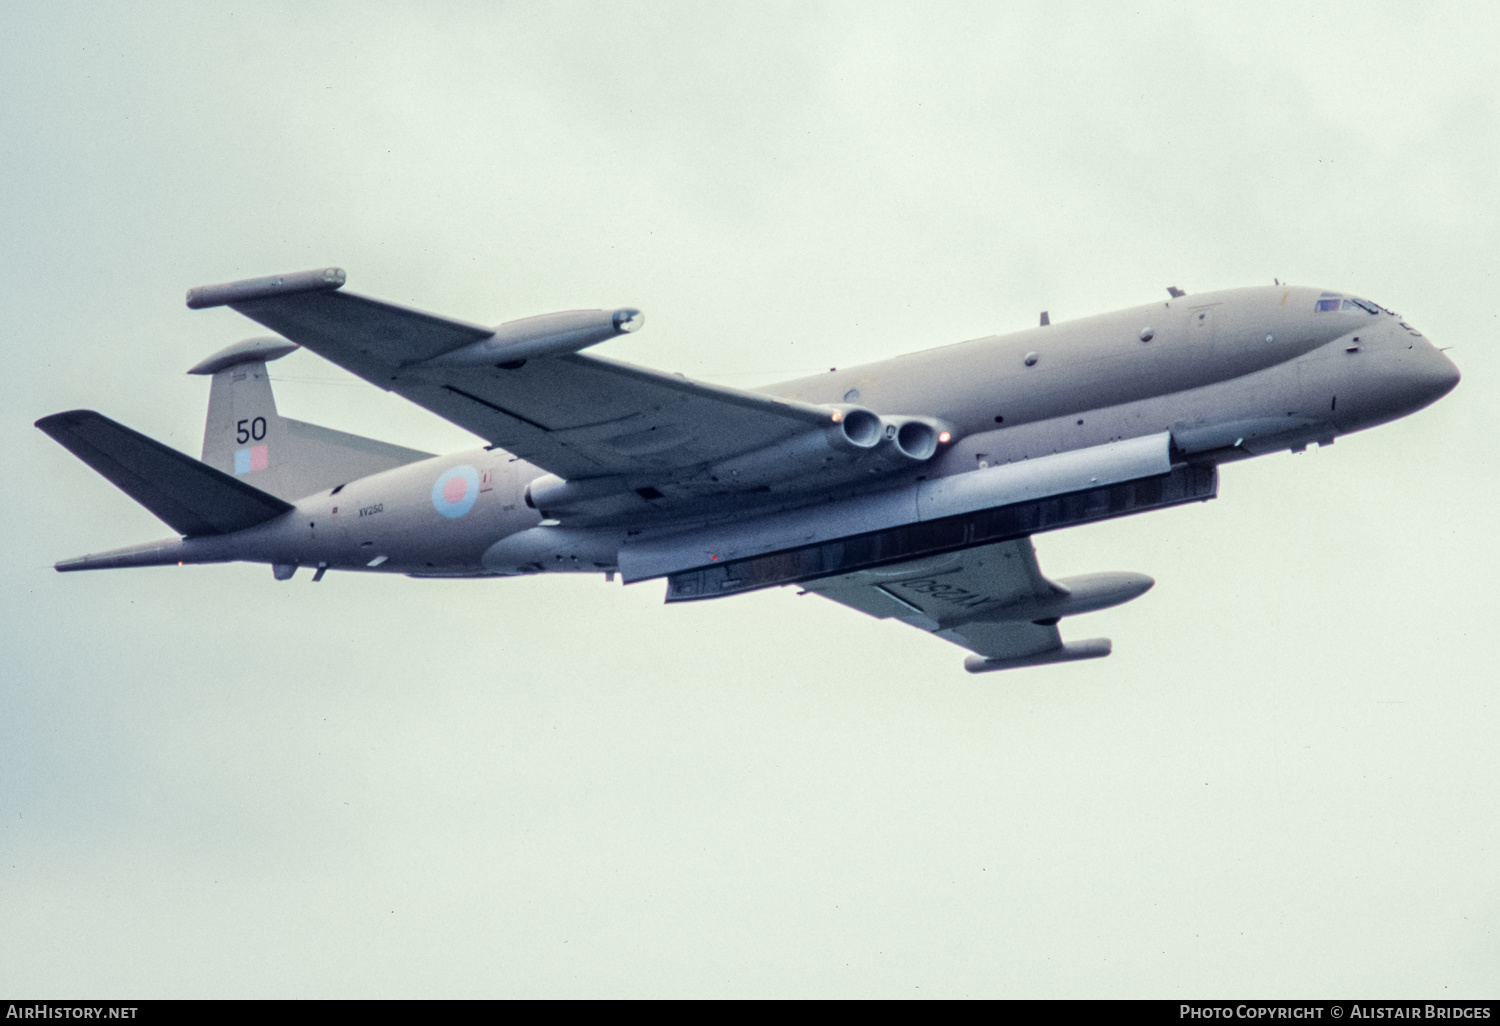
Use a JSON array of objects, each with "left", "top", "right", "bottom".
[{"left": 186, "top": 267, "right": 346, "bottom": 310}]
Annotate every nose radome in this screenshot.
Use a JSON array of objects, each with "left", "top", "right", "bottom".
[
  {"left": 1407, "top": 348, "right": 1461, "bottom": 410},
  {"left": 1440, "top": 352, "right": 1461, "bottom": 392},
  {"left": 1429, "top": 350, "right": 1460, "bottom": 397}
]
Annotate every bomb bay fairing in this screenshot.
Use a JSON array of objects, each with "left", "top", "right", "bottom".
[{"left": 37, "top": 269, "right": 1459, "bottom": 672}]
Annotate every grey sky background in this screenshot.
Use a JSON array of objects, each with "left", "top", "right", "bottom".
[{"left": 2, "top": 2, "right": 1497, "bottom": 997}]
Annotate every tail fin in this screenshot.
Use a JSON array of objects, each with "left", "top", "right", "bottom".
[
  {"left": 189, "top": 337, "right": 435, "bottom": 501},
  {"left": 35, "top": 410, "right": 293, "bottom": 537}
]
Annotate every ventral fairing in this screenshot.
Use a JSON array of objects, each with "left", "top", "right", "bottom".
[{"left": 37, "top": 269, "right": 1459, "bottom": 672}]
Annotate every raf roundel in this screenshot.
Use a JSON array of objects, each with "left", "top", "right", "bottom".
[{"left": 431, "top": 465, "right": 480, "bottom": 518}]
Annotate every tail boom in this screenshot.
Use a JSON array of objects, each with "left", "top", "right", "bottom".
[
  {"left": 57, "top": 537, "right": 212, "bottom": 572},
  {"left": 55, "top": 519, "right": 307, "bottom": 572}
]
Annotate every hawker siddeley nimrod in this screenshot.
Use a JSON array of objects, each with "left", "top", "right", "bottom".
[{"left": 37, "top": 269, "right": 1460, "bottom": 672}]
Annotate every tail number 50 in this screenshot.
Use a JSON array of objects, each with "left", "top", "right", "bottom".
[{"left": 236, "top": 417, "right": 267, "bottom": 444}]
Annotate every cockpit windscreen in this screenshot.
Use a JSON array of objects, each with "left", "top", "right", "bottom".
[{"left": 1315, "top": 294, "right": 1386, "bottom": 315}]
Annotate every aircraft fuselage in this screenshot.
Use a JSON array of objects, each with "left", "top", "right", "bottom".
[{"left": 58, "top": 284, "right": 1458, "bottom": 582}]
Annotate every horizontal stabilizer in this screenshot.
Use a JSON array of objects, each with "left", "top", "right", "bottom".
[{"left": 36, "top": 410, "right": 294, "bottom": 537}]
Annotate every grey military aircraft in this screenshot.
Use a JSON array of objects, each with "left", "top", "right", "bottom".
[{"left": 37, "top": 269, "right": 1459, "bottom": 672}]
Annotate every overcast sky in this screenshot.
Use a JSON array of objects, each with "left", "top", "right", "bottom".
[{"left": 3, "top": 2, "right": 1497, "bottom": 997}]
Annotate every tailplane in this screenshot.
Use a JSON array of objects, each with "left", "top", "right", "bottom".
[
  {"left": 35, "top": 410, "right": 293, "bottom": 537},
  {"left": 189, "top": 336, "right": 434, "bottom": 501}
]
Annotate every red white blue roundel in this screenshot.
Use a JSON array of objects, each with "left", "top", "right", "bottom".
[{"left": 431, "top": 465, "right": 480, "bottom": 518}]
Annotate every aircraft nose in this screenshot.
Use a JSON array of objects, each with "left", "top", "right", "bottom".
[
  {"left": 1327, "top": 339, "right": 1460, "bottom": 432},
  {"left": 1439, "top": 351, "right": 1460, "bottom": 392},
  {"left": 1408, "top": 348, "right": 1461, "bottom": 408}
]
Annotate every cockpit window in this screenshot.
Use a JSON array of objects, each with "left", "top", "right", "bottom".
[{"left": 1315, "top": 295, "right": 1382, "bottom": 315}]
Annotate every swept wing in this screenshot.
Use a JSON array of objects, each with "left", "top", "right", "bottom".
[
  {"left": 192, "top": 271, "right": 834, "bottom": 481},
  {"left": 803, "top": 537, "right": 1130, "bottom": 672}
]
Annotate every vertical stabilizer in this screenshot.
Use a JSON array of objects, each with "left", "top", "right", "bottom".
[{"left": 190, "top": 337, "right": 436, "bottom": 501}]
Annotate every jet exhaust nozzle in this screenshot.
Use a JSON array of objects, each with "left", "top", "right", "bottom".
[
  {"left": 877, "top": 416, "right": 945, "bottom": 462},
  {"left": 824, "top": 405, "right": 883, "bottom": 450}
]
